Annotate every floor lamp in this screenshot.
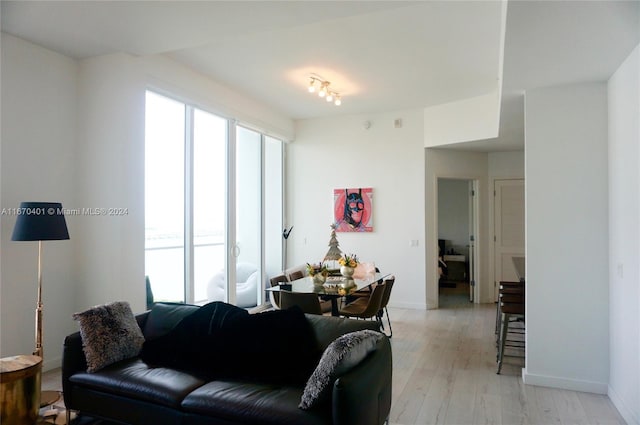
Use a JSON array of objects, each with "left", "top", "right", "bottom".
[{"left": 11, "top": 201, "right": 70, "bottom": 406}]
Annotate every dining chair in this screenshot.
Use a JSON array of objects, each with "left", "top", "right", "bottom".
[
  {"left": 338, "top": 282, "right": 386, "bottom": 327},
  {"left": 344, "top": 267, "right": 382, "bottom": 300},
  {"left": 318, "top": 297, "right": 333, "bottom": 315},
  {"left": 288, "top": 270, "right": 304, "bottom": 281},
  {"left": 280, "top": 291, "right": 322, "bottom": 315},
  {"left": 496, "top": 282, "right": 525, "bottom": 374},
  {"left": 377, "top": 277, "right": 395, "bottom": 337},
  {"left": 343, "top": 277, "right": 395, "bottom": 336},
  {"left": 268, "top": 274, "right": 288, "bottom": 309}
]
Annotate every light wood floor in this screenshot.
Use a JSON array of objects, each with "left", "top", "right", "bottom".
[
  {"left": 388, "top": 293, "right": 625, "bottom": 425},
  {"left": 43, "top": 295, "right": 626, "bottom": 425}
]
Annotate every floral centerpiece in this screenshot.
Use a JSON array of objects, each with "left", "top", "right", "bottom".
[
  {"left": 307, "top": 262, "right": 329, "bottom": 284},
  {"left": 338, "top": 254, "right": 358, "bottom": 268},
  {"left": 338, "top": 254, "right": 358, "bottom": 278}
]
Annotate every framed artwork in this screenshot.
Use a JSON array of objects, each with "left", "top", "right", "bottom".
[{"left": 333, "top": 188, "right": 373, "bottom": 232}]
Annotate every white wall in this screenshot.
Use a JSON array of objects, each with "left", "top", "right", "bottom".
[
  {"left": 425, "top": 149, "right": 490, "bottom": 308},
  {"left": 488, "top": 151, "right": 525, "bottom": 179},
  {"left": 0, "top": 34, "right": 294, "bottom": 370},
  {"left": 0, "top": 34, "right": 78, "bottom": 369},
  {"left": 288, "top": 111, "right": 426, "bottom": 310},
  {"left": 424, "top": 91, "right": 500, "bottom": 147},
  {"left": 607, "top": 44, "right": 639, "bottom": 425},
  {"left": 75, "top": 54, "right": 147, "bottom": 312},
  {"left": 524, "top": 83, "right": 609, "bottom": 393}
]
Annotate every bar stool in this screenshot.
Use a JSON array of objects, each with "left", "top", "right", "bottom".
[
  {"left": 494, "top": 281, "right": 523, "bottom": 338},
  {"left": 496, "top": 282, "right": 525, "bottom": 374}
]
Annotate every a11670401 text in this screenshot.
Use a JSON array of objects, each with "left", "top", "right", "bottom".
[{"left": 1, "top": 207, "right": 129, "bottom": 216}]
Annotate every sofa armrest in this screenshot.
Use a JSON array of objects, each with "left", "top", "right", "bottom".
[
  {"left": 331, "top": 336, "right": 392, "bottom": 425},
  {"left": 61, "top": 330, "right": 86, "bottom": 410},
  {"left": 62, "top": 310, "right": 150, "bottom": 410}
]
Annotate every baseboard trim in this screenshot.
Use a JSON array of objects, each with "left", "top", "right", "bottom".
[
  {"left": 522, "top": 368, "right": 608, "bottom": 394},
  {"left": 608, "top": 384, "right": 639, "bottom": 425}
]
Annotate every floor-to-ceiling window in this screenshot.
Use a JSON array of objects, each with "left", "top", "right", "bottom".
[
  {"left": 144, "top": 92, "right": 185, "bottom": 302},
  {"left": 192, "top": 109, "right": 227, "bottom": 304},
  {"left": 145, "top": 90, "right": 283, "bottom": 307}
]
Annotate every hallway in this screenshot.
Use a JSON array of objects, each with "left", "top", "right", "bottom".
[{"left": 387, "top": 302, "right": 624, "bottom": 424}]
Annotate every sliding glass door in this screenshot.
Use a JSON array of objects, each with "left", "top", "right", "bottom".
[
  {"left": 145, "top": 91, "right": 283, "bottom": 308},
  {"left": 264, "top": 136, "right": 284, "bottom": 279},
  {"left": 192, "top": 109, "right": 227, "bottom": 304},
  {"left": 235, "top": 126, "right": 262, "bottom": 306},
  {"left": 144, "top": 92, "right": 185, "bottom": 302}
]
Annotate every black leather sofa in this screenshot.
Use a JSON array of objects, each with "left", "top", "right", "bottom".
[{"left": 62, "top": 303, "right": 392, "bottom": 425}]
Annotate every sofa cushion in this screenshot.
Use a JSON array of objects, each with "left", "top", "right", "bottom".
[
  {"left": 181, "top": 380, "right": 330, "bottom": 425},
  {"left": 211, "top": 307, "right": 321, "bottom": 385},
  {"left": 299, "top": 329, "right": 383, "bottom": 409},
  {"left": 141, "top": 301, "right": 248, "bottom": 368},
  {"left": 73, "top": 301, "right": 145, "bottom": 373},
  {"left": 142, "top": 303, "right": 320, "bottom": 385},
  {"left": 69, "top": 358, "right": 205, "bottom": 409},
  {"left": 143, "top": 302, "right": 199, "bottom": 340}
]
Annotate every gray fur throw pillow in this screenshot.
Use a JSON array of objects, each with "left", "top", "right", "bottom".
[
  {"left": 299, "top": 329, "right": 383, "bottom": 409},
  {"left": 73, "top": 301, "right": 145, "bottom": 373}
]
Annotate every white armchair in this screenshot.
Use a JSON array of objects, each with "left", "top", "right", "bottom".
[{"left": 207, "top": 262, "right": 258, "bottom": 308}]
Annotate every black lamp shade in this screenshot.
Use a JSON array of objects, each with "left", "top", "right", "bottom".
[{"left": 11, "top": 202, "right": 70, "bottom": 241}]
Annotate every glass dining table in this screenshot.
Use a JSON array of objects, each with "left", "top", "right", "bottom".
[{"left": 267, "top": 272, "right": 390, "bottom": 316}]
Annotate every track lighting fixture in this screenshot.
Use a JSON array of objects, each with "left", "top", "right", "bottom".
[{"left": 307, "top": 76, "right": 342, "bottom": 106}]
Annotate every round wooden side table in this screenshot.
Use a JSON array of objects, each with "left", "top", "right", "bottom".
[{"left": 0, "top": 354, "right": 42, "bottom": 425}]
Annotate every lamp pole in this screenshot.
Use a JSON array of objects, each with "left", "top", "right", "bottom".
[{"left": 34, "top": 240, "right": 44, "bottom": 358}]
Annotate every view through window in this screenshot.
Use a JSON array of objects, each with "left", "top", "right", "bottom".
[{"left": 145, "top": 91, "right": 283, "bottom": 307}]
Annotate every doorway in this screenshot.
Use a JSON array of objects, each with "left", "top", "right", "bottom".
[
  {"left": 437, "top": 178, "right": 478, "bottom": 306},
  {"left": 493, "top": 179, "right": 525, "bottom": 301}
]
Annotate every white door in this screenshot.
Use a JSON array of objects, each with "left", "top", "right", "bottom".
[{"left": 494, "top": 179, "right": 525, "bottom": 301}]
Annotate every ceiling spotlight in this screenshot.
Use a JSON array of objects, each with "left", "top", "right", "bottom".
[
  {"left": 306, "top": 76, "right": 342, "bottom": 106},
  {"left": 318, "top": 82, "right": 328, "bottom": 98}
]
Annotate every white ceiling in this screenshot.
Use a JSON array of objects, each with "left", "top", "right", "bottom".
[{"left": 2, "top": 1, "right": 638, "bottom": 152}]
